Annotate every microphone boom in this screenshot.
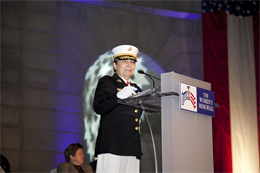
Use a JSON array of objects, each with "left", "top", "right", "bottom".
[
  {"left": 138, "top": 70, "right": 161, "bottom": 81},
  {"left": 137, "top": 70, "right": 161, "bottom": 88}
]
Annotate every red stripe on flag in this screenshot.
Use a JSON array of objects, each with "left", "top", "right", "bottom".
[{"left": 202, "top": 10, "right": 232, "bottom": 173}]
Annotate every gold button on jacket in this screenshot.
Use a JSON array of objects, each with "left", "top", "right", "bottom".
[
  {"left": 135, "top": 127, "right": 139, "bottom": 130},
  {"left": 135, "top": 118, "right": 138, "bottom": 122},
  {"left": 134, "top": 109, "right": 138, "bottom": 113}
]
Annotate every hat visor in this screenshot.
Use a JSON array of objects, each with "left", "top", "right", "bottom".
[
  {"left": 116, "top": 56, "right": 137, "bottom": 62},
  {"left": 116, "top": 57, "right": 137, "bottom": 62},
  {"left": 114, "top": 53, "right": 137, "bottom": 62}
]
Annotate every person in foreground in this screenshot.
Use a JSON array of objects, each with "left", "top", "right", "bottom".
[
  {"left": 93, "top": 45, "right": 143, "bottom": 173},
  {"left": 57, "top": 143, "right": 93, "bottom": 173},
  {"left": 1, "top": 139, "right": 11, "bottom": 173}
]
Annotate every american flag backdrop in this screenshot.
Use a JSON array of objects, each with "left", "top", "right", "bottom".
[
  {"left": 202, "top": 1, "right": 259, "bottom": 16},
  {"left": 202, "top": 1, "right": 259, "bottom": 173}
]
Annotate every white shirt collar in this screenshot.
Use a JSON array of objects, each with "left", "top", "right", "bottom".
[{"left": 118, "top": 75, "right": 129, "bottom": 85}]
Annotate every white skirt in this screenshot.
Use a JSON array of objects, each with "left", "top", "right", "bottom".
[{"left": 96, "top": 153, "right": 140, "bottom": 173}]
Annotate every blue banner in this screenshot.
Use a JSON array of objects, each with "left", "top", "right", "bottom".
[{"left": 197, "top": 87, "right": 215, "bottom": 117}]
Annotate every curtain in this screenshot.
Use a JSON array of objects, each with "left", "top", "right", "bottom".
[
  {"left": 202, "top": 1, "right": 259, "bottom": 172},
  {"left": 253, "top": 12, "right": 260, "bottom": 168},
  {"left": 202, "top": 10, "right": 232, "bottom": 173},
  {"left": 228, "top": 14, "right": 259, "bottom": 173}
]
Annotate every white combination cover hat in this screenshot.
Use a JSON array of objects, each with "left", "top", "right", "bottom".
[{"left": 112, "top": 45, "right": 138, "bottom": 61}]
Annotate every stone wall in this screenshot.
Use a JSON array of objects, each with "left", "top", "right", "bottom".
[{"left": 1, "top": 0, "right": 202, "bottom": 172}]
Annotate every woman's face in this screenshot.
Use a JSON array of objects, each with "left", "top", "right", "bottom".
[
  {"left": 70, "top": 148, "right": 84, "bottom": 165},
  {"left": 113, "top": 59, "right": 136, "bottom": 80}
]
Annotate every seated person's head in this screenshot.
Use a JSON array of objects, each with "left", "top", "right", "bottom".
[{"left": 64, "top": 143, "right": 84, "bottom": 166}]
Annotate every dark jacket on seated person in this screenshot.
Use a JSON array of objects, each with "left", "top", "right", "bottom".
[{"left": 57, "top": 161, "right": 93, "bottom": 173}]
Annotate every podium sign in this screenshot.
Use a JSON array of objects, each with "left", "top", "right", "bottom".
[{"left": 180, "top": 82, "right": 215, "bottom": 117}]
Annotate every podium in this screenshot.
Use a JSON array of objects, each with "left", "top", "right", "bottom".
[
  {"left": 161, "top": 72, "right": 214, "bottom": 173},
  {"left": 118, "top": 72, "right": 214, "bottom": 173}
]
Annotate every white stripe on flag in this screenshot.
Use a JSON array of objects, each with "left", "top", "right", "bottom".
[{"left": 228, "top": 14, "right": 259, "bottom": 172}]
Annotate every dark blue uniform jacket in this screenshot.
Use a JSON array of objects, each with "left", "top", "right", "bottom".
[{"left": 93, "top": 73, "right": 143, "bottom": 159}]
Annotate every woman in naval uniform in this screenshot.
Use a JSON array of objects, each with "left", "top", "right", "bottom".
[{"left": 93, "top": 45, "right": 143, "bottom": 173}]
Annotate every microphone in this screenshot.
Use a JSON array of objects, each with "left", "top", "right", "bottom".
[{"left": 138, "top": 70, "right": 161, "bottom": 88}]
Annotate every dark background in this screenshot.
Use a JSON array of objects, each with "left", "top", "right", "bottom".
[{"left": 1, "top": 0, "right": 203, "bottom": 172}]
